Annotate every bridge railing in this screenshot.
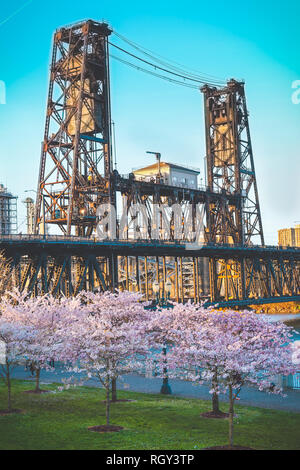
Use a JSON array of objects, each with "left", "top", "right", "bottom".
[
  {"left": 1, "top": 234, "right": 300, "bottom": 253},
  {"left": 118, "top": 173, "right": 232, "bottom": 195},
  {"left": 285, "top": 373, "right": 300, "bottom": 390}
]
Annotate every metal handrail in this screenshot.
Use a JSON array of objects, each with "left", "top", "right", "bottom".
[{"left": 1, "top": 234, "right": 300, "bottom": 252}]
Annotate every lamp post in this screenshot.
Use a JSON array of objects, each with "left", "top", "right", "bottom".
[
  {"left": 152, "top": 279, "right": 173, "bottom": 395},
  {"left": 152, "top": 279, "right": 172, "bottom": 306},
  {"left": 165, "top": 279, "right": 172, "bottom": 300},
  {"left": 160, "top": 344, "right": 172, "bottom": 395},
  {"left": 152, "top": 280, "right": 160, "bottom": 303},
  {"left": 146, "top": 151, "right": 162, "bottom": 182}
]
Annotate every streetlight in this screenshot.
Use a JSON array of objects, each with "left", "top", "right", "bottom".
[
  {"left": 165, "top": 279, "right": 172, "bottom": 300},
  {"left": 160, "top": 344, "right": 172, "bottom": 395},
  {"left": 152, "top": 280, "right": 160, "bottom": 302},
  {"left": 162, "top": 279, "right": 172, "bottom": 394},
  {"left": 146, "top": 151, "right": 162, "bottom": 182},
  {"left": 152, "top": 279, "right": 173, "bottom": 395},
  {"left": 152, "top": 279, "right": 172, "bottom": 306}
]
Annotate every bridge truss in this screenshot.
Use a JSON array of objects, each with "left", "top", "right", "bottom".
[{"left": 1, "top": 236, "right": 299, "bottom": 307}]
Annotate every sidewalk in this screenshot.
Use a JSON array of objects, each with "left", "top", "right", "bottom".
[{"left": 11, "top": 365, "right": 300, "bottom": 413}]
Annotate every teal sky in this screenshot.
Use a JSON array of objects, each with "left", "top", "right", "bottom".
[{"left": 0, "top": 0, "right": 299, "bottom": 243}]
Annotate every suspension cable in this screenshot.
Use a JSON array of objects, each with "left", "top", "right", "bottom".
[
  {"left": 109, "top": 41, "right": 224, "bottom": 88},
  {"left": 112, "top": 30, "right": 226, "bottom": 84},
  {"left": 110, "top": 54, "right": 199, "bottom": 89}
]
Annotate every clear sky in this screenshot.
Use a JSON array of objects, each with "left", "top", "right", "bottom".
[{"left": 0, "top": 0, "right": 299, "bottom": 243}]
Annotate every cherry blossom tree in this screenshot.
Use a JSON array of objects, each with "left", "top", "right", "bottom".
[
  {"left": 0, "top": 291, "right": 79, "bottom": 393},
  {"left": 147, "top": 301, "right": 226, "bottom": 415},
  {"left": 0, "top": 318, "right": 34, "bottom": 413},
  {"left": 291, "top": 340, "right": 300, "bottom": 366},
  {"left": 150, "top": 307, "right": 297, "bottom": 449},
  {"left": 82, "top": 290, "right": 151, "bottom": 403},
  {"left": 58, "top": 290, "right": 150, "bottom": 431}
]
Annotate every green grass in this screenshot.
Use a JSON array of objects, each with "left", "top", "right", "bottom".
[{"left": 0, "top": 380, "right": 299, "bottom": 450}]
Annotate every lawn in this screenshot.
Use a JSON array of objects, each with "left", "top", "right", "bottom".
[{"left": 0, "top": 380, "right": 299, "bottom": 450}]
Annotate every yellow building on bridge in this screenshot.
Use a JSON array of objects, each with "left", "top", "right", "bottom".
[{"left": 278, "top": 225, "right": 300, "bottom": 247}]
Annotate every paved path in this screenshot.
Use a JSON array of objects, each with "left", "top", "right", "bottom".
[
  {"left": 263, "top": 314, "right": 300, "bottom": 328},
  {"left": 12, "top": 365, "right": 300, "bottom": 413},
  {"left": 264, "top": 313, "right": 300, "bottom": 323}
]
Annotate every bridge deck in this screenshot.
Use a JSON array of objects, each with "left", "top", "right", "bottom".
[{"left": 1, "top": 235, "right": 300, "bottom": 259}]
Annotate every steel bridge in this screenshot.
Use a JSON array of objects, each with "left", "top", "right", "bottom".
[
  {"left": 1, "top": 19, "right": 299, "bottom": 307},
  {"left": 1, "top": 235, "right": 299, "bottom": 307}
]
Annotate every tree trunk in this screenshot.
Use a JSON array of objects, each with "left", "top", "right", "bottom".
[
  {"left": 228, "top": 384, "right": 234, "bottom": 448},
  {"left": 111, "top": 378, "right": 117, "bottom": 402},
  {"left": 106, "top": 385, "right": 110, "bottom": 426},
  {"left": 212, "top": 369, "right": 220, "bottom": 414},
  {"left": 35, "top": 368, "right": 41, "bottom": 393},
  {"left": 212, "top": 392, "right": 220, "bottom": 414},
  {"left": 6, "top": 361, "right": 12, "bottom": 412}
]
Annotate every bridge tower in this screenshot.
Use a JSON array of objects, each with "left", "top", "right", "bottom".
[
  {"left": 35, "top": 20, "right": 114, "bottom": 236},
  {"left": 202, "top": 80, "right": 265, "bottom": 301},
  {"left": 202, "top": 79, "right": 264, "bottom": 246}
]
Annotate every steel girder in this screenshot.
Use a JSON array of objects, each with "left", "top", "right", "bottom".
[
  {"left": 1, "top": 237, "right": 299, "bottom": 306},
  {"left": 11, "top": 252, "right": 108, "bottom": 297}
]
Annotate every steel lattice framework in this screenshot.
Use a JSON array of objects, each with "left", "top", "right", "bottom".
[
  {"left": 202, "top": 80, "right": 264, "bottom": 246},
  {"left": 35, "top": 20, "right": 114, "bottom": 237},
  {"left": 201, "top": 80, "right": 266, "bottom": 301}
]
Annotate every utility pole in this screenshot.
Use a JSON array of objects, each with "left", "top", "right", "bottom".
[{"left": 146, "top": 151, "right": 162, "bottom": 182}]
